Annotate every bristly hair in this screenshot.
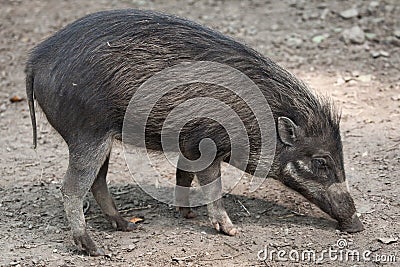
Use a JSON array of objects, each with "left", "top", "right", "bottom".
[{"left": 254, "top": 56, "right": 342, "bottom": 139}]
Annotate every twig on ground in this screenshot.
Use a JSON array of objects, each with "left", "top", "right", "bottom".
[
  {"left": 86, "top": 206, "right": 151, "bottom": 220},
  {"left": 224, "top": 241, "right": 239, "bottom": 251},
  {"left": 171, "top": 255, "right": 197, "bottom": 262},
  {"left": 113, "top": 190, "right": 131, "bottom": 195},
  {"left": 199, "top": 252, "right": 244, "bottom": 261},
  {"left": 237, "top": 200, "right": 250, "bottom": 216}
]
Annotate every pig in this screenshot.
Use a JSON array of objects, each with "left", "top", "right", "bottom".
[{"left": 26, "top": 9, "right": 364, "bottom": 256}]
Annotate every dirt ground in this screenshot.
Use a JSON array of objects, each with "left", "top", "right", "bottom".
[{"left": 1, "top": 0, "right": 399, "bottom": 266}]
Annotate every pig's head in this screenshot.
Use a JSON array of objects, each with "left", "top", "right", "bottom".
[{"left": 274, "top": 115, "right": 364, "bottom": 233}]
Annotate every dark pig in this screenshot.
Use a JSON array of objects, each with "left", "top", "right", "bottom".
[{"left": 26, "top": 9, "right": 364, "bottom": 256}]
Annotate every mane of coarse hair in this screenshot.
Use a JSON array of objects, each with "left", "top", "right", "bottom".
[{"left": 258, "top": 58, "right": 342, "bottom": 139}]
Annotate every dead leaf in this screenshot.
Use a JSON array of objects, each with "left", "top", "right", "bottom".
[
  {"left": 129, "top": 217, "right": 144, "bottom": 223},
  {"left": 377, "top": 237, "right": 398, "bottom": 244},
  {"left": 9, "top": 95, "right": 25, "bottom": 103}
]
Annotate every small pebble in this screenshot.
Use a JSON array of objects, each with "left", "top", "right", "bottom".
[
  {"left": 379, "top": 50, "right": 389, "bottom": 57},
  {"left": 371, "top": 51, "right": 381, "bottom": 58},
  {"left": 342, "top": 26, "right": 365, "bottom": 44},
  {"left": 0, "top": 103, "right": 6, "bottom": 113},
  {"left": 339, "top": 8, "right": 359, "bottom": 19}
]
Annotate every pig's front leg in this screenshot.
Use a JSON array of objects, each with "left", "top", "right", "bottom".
[{"left": 196, "top": 160, "right": 239, "bottom": 236}]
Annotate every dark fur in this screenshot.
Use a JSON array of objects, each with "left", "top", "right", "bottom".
[{"left": 26, "top": 9, "right": 339, "bottom": 151}]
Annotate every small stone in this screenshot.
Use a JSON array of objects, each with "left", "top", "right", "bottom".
[
  {"left": 320, "top": 8, "right": 330, "bottom": 20},
  {"left": 348, "top": 80, "right": 357, "bottom": 85},
  {"left": 285, "top": 35, "right": 303, "bottom": 48},
  {"left": 0, "top": 103, "right": 6, "bottom": 113},
  {"left": 289, "top": 0, "right": 305, "bottom": 9},
  {"left": 368, "top": 1, "right": 380, "bottom": 13},
  {"left": 384, "top": 5, "right": 394, "bottom": 12},
  {"left": 371, "top": 50, "right": 381, "bottom": 58},
  {"left": 270, "top": 24, "right": 279, "bottom": 31},
  {"left": 312, "top": 33, "right": 329, "bottom": 44},
  {"left": 333, "top": 27, "right": 342, "bottom": 33},
  {"left": 379, "top": 50, "right": 389, "bottom": 57},
  {"left": 335, "top": 76, "right": 345, "bottom": 85},
  {"left": 372, "top": 17, "right": 385, "bottom": 24},
  {"left": 357, "top": 75, "right": 372, "bottom": 83},
  {"left": 391, "top": 95, "right": 400, "bottom": 101},
  {"left": 378, "top": 237, "right": 398, "bottom": 244},
  {"left": 343, "top": 75, "right": 352, "bottom": 82},
  {"left": 284, "top": 228, "right": 289, "bottom": 235},
  {"left": 365, "top": 32, "right": 377, "bottom": 41},
  {"left": 126, "top": 244, "right": 136, "bottom": 252},
  {"left": 394, "top": 30, "right": 400, "bottom": 38},
  {"left": 246, "top": 27, "right": 258, "bottom": 36},
  {"left": 339, "top": 8, "right": 359, "bottom": 19},
  {"left": 342, "top": 26, "right": 365, "bottom": 44},
  {"left": 387, "top": 36, "right": 400, "bottom": 47}
]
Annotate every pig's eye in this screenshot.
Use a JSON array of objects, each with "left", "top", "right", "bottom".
[{"left": 312, "top": 157, "right": 327, "bottom": 169}]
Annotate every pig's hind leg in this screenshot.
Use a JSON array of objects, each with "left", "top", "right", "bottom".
[
  {"left": 175, "top": 167, "right": 197, "bottom": 219},
  {"left": 196, "top": 159, "right": 239, "bottom": 236},
  {"left": 91, "top": 155, "right": 137, "bottom": 231},
  {"left": 61, "top": 136, "right": 113, "bottom": 256}
]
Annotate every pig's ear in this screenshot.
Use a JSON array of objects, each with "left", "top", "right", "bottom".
[{"left": 277, "top": 117, "right": 298, "bottom": 146}]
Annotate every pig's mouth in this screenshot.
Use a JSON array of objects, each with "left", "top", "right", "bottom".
[
  {"left": 320, "top": 191, "right": 364, "bottom": 233},
  {"left": 337, "top": 213, "right": 364, "bottom": 233}
]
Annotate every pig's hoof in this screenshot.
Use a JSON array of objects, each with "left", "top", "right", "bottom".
[
  {"left": 89, "top": 248, "right": 106, "bottom": 257},
  {"left": 179, "top": 207, "right": 197, "bottom": 219},
  {"left": 121, "top": 221, "right": 137, "bottom": 232},
  {"left": 73, "top": 232, "right": 104, "bottom": 256},
  {"left": 212, "top": 222, "right": 239, "bottom": 236},
  {"left": 108, "top": 215, "right": 137, "bottom": 231}
]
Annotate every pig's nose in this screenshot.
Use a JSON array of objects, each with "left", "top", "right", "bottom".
[{"left": 338, "top": 214, "right": 364, "bottom": 233}]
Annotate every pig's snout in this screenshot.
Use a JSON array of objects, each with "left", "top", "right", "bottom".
[
  {"left": 325, "top": 182, "right": 364, "bottom": 233},
  {"left": 338, "top": 213, "right": 364, "bottom": 233}
]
